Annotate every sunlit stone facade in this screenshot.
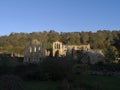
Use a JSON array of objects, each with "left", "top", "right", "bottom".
[{"left": 52, "top": 41, "right": 90, "bottom": 57}]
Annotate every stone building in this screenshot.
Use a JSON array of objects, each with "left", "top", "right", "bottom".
[
  {"left": 24, "top": 40, "right": 104, "bottom": 64},
  {"left": 24, "top": 39, "right": 46, "bottom": 63},
  {"left": 52, "top": 41, "right": 90, "bottom": 57}
]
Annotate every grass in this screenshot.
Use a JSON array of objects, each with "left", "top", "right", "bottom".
[
  {"left": 25, "top": 81, "right": 61, "bottom": 90},
  {"left": 74, "top": 75, "right": 120, "bottom": 90},
  {"left": 25, "top": 75, "right": 120, "bottom": 90}
]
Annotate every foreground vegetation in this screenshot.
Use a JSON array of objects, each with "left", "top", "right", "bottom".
[
  {"left": 25, "top": 75, "right": 120, "bottom": 90},
  {"left": 0, "top": 57, "right": 120, "bottom": 90},
  {"left": 0, "top": 30, "right": 120, "bottom": 89},
  {"left": 25, "top": 81, "right": 60, "bottom": 90}
]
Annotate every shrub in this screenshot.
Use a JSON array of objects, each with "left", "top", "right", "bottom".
[
  {"left": 41, "top": 59, "right": 72, "bottom": 81},
  {"left": 0, "top": 74, "right": 24, "bottom": 90},
  {"left": 14, "top": 59, "right": 73, "bottom": 81}
]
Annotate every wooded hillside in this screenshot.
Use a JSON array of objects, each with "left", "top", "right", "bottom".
[{"left": 0, "top": 30, "right": 120, "bottom": 55}]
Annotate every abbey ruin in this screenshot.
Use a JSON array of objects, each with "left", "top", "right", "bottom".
[
  {"left": 24, "top": 39, "right": 46, "bottom": 63},
  {"left": 52, "top": 41, "right": 90, "bottom": 57},
  {"left": 24, "top": 39, "right": 104, "bottom": 64}
]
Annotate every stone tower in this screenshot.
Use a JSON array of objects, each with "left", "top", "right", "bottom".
[{"left": 24, "top": 39, "right": 45, "bottom": 63}]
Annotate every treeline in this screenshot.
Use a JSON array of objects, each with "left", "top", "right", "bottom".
[{"left": 0, "top": 30, "right": 120, "bottom": 55}]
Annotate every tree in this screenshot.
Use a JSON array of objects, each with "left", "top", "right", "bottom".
[
  {"left": 103, "top": 46, "right": 118, "bottom": 63},
  {"left": 112, "top": 33, "right": 120, "bottom": 54},
  {"left": 80, "top": 32, "right": 89, "bottom": 44}
]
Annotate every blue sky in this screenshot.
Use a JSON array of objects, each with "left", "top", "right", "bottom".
[{"left": 0, "top": 0, "right": 120, "bottom": 36}]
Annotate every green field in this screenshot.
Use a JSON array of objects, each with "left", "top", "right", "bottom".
[{"left": 25, "top": 75, "right": 120, "bottom": 90}]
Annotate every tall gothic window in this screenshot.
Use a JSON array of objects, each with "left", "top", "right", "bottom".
[
  {"left": 29, "top": 47, "right": 32, "bottom": 53},
  {"left": 57, "top": 44, "right": 59, "bottom": 49},
  {"left": 34, "top": 47, "right": 36, "bottom": 52},
  {"left": 55, "top": 43, "right": 61, "bottom": 49},
  {"left": 58, "top": 44, "right": 60, "bottom": 49},
  {"left": 55, "top": 44, "right": 57, "bottom": 49},
  {"left": 38, "top": 47, "right": 41, "bottom": 51}
]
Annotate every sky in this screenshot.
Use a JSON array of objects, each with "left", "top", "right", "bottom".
[{"left": 0, "top": 0, "right": 120, "bottom": 36}]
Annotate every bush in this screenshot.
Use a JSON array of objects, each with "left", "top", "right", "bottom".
[
  {"left": 14, "top": 63, "right": 43, "bottom": 80},
  {"left": 14, "top": 59, "right": 73, "bottom": 81},
  {"left": 0, "top": 74, "right": 24, "bottom": 90},
  {"left": 41, "top": 59, "right": 72, "bottom": 81}
]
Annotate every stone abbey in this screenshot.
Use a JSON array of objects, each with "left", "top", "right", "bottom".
[
  {"left": 24, "top": 39, "right": 90, "bottom": 62},
  {"left": 24, "top": 39, "right": 104, "bottom": 64}
]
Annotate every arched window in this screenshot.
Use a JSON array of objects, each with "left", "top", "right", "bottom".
[
  {"left": 58, "top": 44, "right": 60, "bottom": 49},
  {"left": 38, "top": 47, "right": 41, "bottom": 51},
  {"left": 55, "top": 43, "right": 57, "bottom": 49},
  {"left": 57, "top": 44, "right": 60, "bottom": 49},
  {"left": 56, "top": 44, "right": 58, "bottom": 49},
  {"left": 34, "top": 47, "right": 36, "bottom": 52},
  {"left": 29, "top": 47, "right": 32, "bottom": 53}
]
